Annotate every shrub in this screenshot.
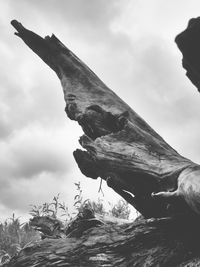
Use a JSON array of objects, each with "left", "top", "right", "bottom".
[
  {"left": 0, "top": 214, "right": 40, "bottom": 264},
  {"left": 0, "top": 181, "right": 131, "bottom": 263},
  {"left": 108, "top": 199, "right": 131, "bottom": 220}
]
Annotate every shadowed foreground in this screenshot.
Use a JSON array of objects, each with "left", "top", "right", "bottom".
[{"left": 6, "top": 214, "right": 200, "bottom": 266}]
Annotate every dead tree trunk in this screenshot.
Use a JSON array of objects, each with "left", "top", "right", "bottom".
[
  {"left": 7, "top": 19, "right": 200, "bottom": 266},
  {"left": 6, "top": 214, "right": 200, "bottom": 267}
]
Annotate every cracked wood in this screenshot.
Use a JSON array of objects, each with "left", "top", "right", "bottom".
[{"left": 11, "top": 19, "right": 200, "bottom": 218}]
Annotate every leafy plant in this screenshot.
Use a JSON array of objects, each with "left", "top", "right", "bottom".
[
  {"left": 88, "top": 198, "right": 106, "bottom": 215},
  {"left": 73, "top": 182, "right": 130, "bottom": 219},
  {"left": 29, "top": 194, "right": 71, "bottom": 221},
  {"left": 0, "top": 181, "right": 132, "bottom": 264},
  {"left": 108, "top": 199, "right": 131, "bottom": 220},
  {"left": 0, "top": 214, "right": 40, "bottom": 264}
]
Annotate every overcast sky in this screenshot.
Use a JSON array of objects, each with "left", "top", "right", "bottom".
[{"left": 1, "top": 0, "right": 200, "bottom": 221}]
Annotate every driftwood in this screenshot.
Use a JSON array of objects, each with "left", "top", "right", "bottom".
[{"left": 7, "top": 19, "right": 200, "bottom": 266}]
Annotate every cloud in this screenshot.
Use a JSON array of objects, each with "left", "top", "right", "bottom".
[
  {"left": 0, "top": 123, "right": 83, "bottom": 217},
  {"left": 6, "top": 0, "right": 125, "bottom": 46},
  {"left": 1, "top": 124, "right": 80, "bottom": 178},
  {"left": 11, "top": 126, "right": 71, "bottom": 177},
  {"left": 0, "top": 173, "right": 68, "bottom": 213},
  {"left": 134, "top": 38, "right": 200, "bottom": 125}
]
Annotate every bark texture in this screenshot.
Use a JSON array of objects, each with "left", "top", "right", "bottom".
[
  {"left": 8, "top": 19, "right": 200, "bottom": 266},
  {"left": 11, "top": 20, "right": 200, "bottom": 219},
  {"left": 176, "top": 17, "right": 200, "bottom": 91},
  {"left": 6, "top": 214, "right": 200, "bottom": 267}
]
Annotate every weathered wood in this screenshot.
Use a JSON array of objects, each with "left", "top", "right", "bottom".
[
  {"left": 9, "top": 18, "right": 200, "bottom": 267},
  {"left": 175, "top": 17, "right": 200, "bottom": 91},
  {"left": 6, "top": 214, "right": 200, "bottom": 267},
  {"left": 29, "top": 216, "right": 66, "bottom": 239},
  {"left": 11, "top": 20, "right": 200, "bottom": 219}
]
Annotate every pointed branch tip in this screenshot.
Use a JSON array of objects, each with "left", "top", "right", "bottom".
[{"left": 11, "top": 20, "right": 25, "bottom": 35}]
